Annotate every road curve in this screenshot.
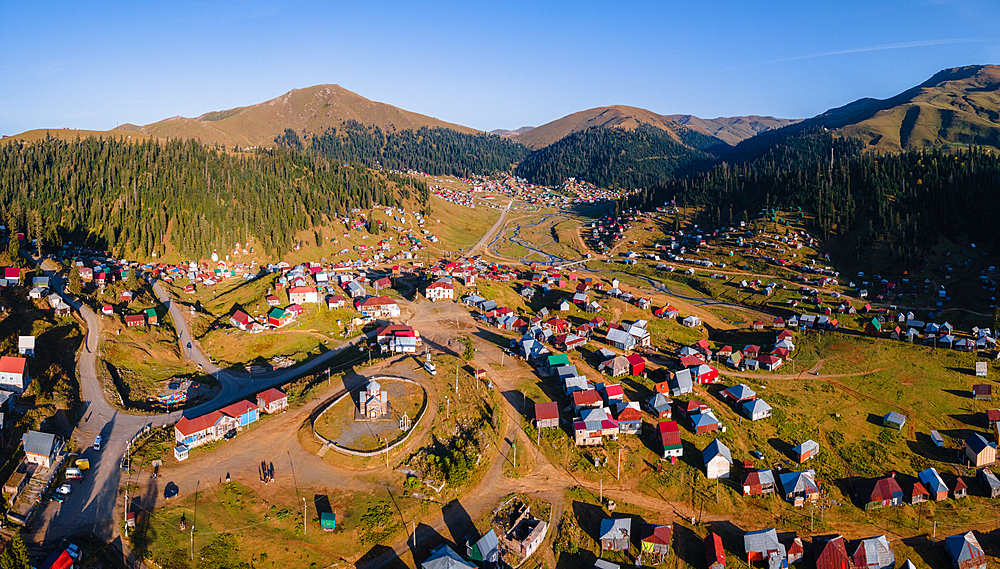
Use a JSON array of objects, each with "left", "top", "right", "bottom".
[{"left": 29, "top": 261, "right": 373, "bottom": 550}]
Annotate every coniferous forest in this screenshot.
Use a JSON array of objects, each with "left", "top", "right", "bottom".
[
  {"left": 515, "top": 124, "right": 724, "bottom": 189},
  {"left": 284, "top": 122, "right": 529, "bottom": 178},
  {"left": 629, "top": 128, "right": 1000, "bottom": 259},
  {"left": 0, "top": 136, "right": 424, "bottom": 259}
]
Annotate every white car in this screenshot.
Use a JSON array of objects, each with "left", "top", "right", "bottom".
[
  {"left": 56, "top": 484, "right": 72, "bottom": 495},
  {"left": 93, "top": 435, "right": 102, "bottom": 451}
]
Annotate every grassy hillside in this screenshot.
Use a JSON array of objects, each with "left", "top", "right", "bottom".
[
  {"left": 514, "top": 105, "right": 719, "bottom": 150},
  {"left": 745, "top": 65, "right": 1000, "bottom": 154}
]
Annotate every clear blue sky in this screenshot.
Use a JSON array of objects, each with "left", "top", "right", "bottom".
[{"left": 2, "top": 0, "right": 998, "bottom": 135}]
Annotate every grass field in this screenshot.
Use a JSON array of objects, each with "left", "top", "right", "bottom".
[{"left": 165, "top": 276, "right": 360, "bottom": 367}]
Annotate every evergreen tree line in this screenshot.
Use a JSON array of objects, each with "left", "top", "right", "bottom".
[
  {"left": 514, "top": 124, "right": 723, "bottom": 189},
  {"left": 280, "top": 122, "right": 528, "bottom": 178},
  {"left": 0, "top": 135, "right": 421, "bottom": 259},
  {"left": 627, "top": 128, "right": 1000, "bottom": 258}
]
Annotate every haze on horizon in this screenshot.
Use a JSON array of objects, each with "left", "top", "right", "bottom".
[{"left": 2, "top": 0, "right": 999, "bottom": 136}]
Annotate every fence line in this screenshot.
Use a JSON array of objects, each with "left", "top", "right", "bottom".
[{"left": 312, "top": 375, "right": 427, "bottom": 457}]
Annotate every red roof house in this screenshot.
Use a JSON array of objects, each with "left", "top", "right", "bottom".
[{"left": 626, "top": 354, "right": 646, "bottom": 376}]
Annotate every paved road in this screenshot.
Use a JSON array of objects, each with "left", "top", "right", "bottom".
[
  {"left": 462, "top": 200, "right": 511, "bottom": 259},
  {"left": 27, "top": 262, "right": 374, "bottom": 553}
]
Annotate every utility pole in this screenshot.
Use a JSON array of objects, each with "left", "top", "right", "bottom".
[
  {"left": 512, "top": 442, "right": 516, "bottom": 469},
  {"left": 617, "top": 448, "right": 621, "bottom": 481},
  {"left": 455, "top": 364, "right": 459, "bottom": 394},
  {"left": 446, "top": 396, "right": 449, "bottom": 419},
  {"left": 412, "top": 521, "right": 416, "bottom": 548},
  {"left": 303, "top": 497, "right": 307, "bottom": 536},
  {"left": 811, "top": 503, "right": 814, "bottom": 532},
  {"left": 933, "top": 521, "right": 937, "bottom": 541},
  {"left": 600, "top": 479, "right": 603, "bottom": 505}
]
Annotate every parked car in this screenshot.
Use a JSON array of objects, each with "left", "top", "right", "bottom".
[
  {"left": 164, "top": 487, "right": 178, "bottom": 499},
  {"left": 56, "top": 484, "right": 72, "bottom": 495},
  {"left": 93, "top": 435, "right": 102, "bottom": 451}
]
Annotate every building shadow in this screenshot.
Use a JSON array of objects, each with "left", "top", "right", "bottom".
[
  {"left": 671, "top": 522, "right": 706, "bottom": 569},
  {"left": 901, "top": 534, "right": 948, "bottom": 569},
  {"left": 355, "top": 544, "right": 409, "bottom": 569},
  {"left": 571, "top": 500, "right": 607, "bottom": 542},
  {"left": 442, "top": 499, "right": 477, "bottom": 549}
]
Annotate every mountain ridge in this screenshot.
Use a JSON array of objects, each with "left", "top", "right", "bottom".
[
  {"left": 746, "top": 64, "right": 1000, "bottom": 154},
  {"left": 107, "top": 84, "right": 479, "bottom": 148}
]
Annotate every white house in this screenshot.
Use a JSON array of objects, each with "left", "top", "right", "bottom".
[
  {"left": 703, "top": 438, "right": 733, "bottom": 479},
  {"left": 425, "top": 280, "right": 455, "bottom": 302},
  {"left": 18, "top": 336, "right": 35, "bottom": 357},
  {"left": 683, "top": 315, "right": 702, "bottom": 328},
  {"left": 0, "top": 356, "right": 30, "bottom": 393}
]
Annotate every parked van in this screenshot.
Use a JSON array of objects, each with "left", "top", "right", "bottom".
[
  {"left": 65, "top": 468, "right": 83, "bottom": 480},
  {"left": 75, "top": 458, "right": 90, "bottom": 470}
]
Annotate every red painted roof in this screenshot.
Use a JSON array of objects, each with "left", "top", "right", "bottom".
[
  {"left": 49, "top": 551, "right": 73, "bottom": 569},
  {"left": 377, "top": 324, "right": 415, "bottom": 337},
  {"left": 220, "top": 400, "right": 257, "bottom": 418},
  {"left": 535, "top": 401, "right": 559, "bottom": 421},
  {"left": 625, "top": 354, "right": 645, "bottom": 366},
  {"left": 288, "top": 286, "right": 317, "bottom": 294},
  {"left": 257, "top": 388, "right": 286, "bottom": 406},
  {"left": 573, "top": 390, "right": 603, "bottom": 406},
  {"left": 175, "top": 411, "right": 223, "bottom": 436},
  {"left": 706, "top": 533, "right": 725, "bottom": 567},
  {"left": 0, "top": 356, "right": 26, "bottom": 375},
  {"left": 617, "top": 406, "right": 642, "bottom": 421},
  {"left": 4, "top": 267, "right": 19, "bottom": 279},
  {"left": 124, "top": 314, "right": 145, "bottom": 324},
  {"left": 604, "top": 384, "right": 624, "bottom": 398},
  {"left": 231, "top": 310, "right": 252, "bottom": 325},
  {"left": 358, "top": 296, "right": 397, "bottom": 308}
]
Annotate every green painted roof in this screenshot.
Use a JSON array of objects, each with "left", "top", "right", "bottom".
[{"left": 547, "top": 353, "right": 570, "bottom": 366}]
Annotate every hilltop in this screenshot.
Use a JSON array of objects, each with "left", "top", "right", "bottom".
[
  {"left": 489, "top": 126, "right": 535, "bottom": 137},
  {"left": 110, "top": 84, "right": 478, "bottom": 148},
  {"left": 513, "top": 105, "right": 704, "bottom": 150},
  {"left": 667, "top": 114, "right": 800, "bottom": 146}
]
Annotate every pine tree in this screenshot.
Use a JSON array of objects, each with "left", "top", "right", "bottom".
[
  {"left": 7, "top": 236, "right": 18, "bottom": 264},
  {"left": 0, "top": 548, "right": 15, "bottom": 569},
  {"left": 9, "top": 533, "right": 30, "bottom": 569},
  {"left": 68, "top": 263, "right": 82, "bottom": 296}
]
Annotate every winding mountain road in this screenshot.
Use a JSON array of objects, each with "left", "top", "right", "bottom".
[{"left": 27, "top": 261, "right": 373, "bottom": 553}]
